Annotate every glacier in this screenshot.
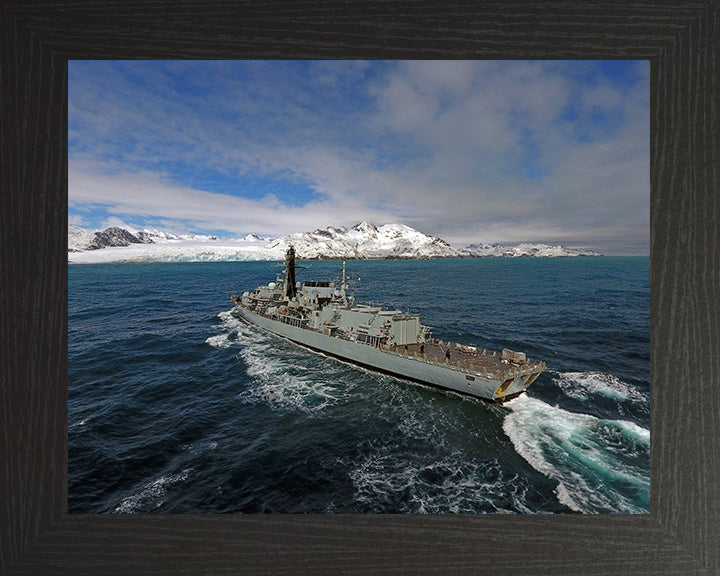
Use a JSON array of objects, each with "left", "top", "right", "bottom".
[{"left": 68, "top": 221, "right": 601, "bottom": 264}]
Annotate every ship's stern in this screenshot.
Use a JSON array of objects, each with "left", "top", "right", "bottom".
[{"left": 492, "top": 365, "right": 544, "bottom": 403}]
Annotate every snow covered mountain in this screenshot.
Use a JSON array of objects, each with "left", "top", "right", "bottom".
[
  {"left": 267, "top": 222, "right": 458, "bottom": 259},
  {"left": 139, "top": 228, "right": 221, "bottom": 243},
  {"left": 68, "top": 225, "right": 152, "bottom": 251},
  {"left": 68, "top": 225, "right": 99, "bottom": 252},
  {"left": 460, "top": 242, "right": 601, "bottom": 258},
  {"left": 68, "top": 225, "right": 270, "bottom": 263},
  {"left": 68, "top": 225, "right": 221, "bottom": 252},
  {"left": 238, "top": 233, "right": 272, "bottom": 242},
  {"left": 68, "top": 222, "right": 601, "bottom": 263}
]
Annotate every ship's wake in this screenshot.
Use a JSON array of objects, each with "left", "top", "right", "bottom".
[
  {"left": 114, "top": 468, "right": 193, "bottom": 513},
  {"left": 210, "top": 310, "right": 649, "bottom": 514},
  {"left": 503, "top": 393, "right": 649, "bottom": 514},
  {"left": 339, "top": 386, "right": 544, "bottom": 514},
  {"left": 554, "top": 371, "right": 648, "bottom": 406},
  {"left": 347, "top": 450, "right": 534, "bottom": 514},
  {"left": 208, "top": 309, "right": 345, "bottom": 415}
]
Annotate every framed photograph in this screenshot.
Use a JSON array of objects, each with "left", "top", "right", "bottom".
[
  {"left": 2, "top": 1, "right": 718, "bottom": 574},
  {"left": 67, "top": 59, "right": 650, "bottom": 518}
]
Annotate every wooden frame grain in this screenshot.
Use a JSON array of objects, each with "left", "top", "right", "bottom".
[{"left": 1, "top": 1, "right": 718, "bottom": 574}]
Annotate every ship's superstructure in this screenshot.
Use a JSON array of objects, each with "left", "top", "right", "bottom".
[{"left": 231, "top": 246, "right": 545, "bottom": 402}]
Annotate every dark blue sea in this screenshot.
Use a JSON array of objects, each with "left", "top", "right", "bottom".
[{"left": 68, "top": 257, "right": 650, "bottom": 514}]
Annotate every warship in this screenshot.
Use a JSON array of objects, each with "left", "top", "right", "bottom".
[{"left": 231, "top": 246, "right": 545, "bottom": 402}]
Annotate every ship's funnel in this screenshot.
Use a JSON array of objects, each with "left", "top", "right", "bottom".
[{"left": 285, "top": 245, "right": 297, "bottom": 298}]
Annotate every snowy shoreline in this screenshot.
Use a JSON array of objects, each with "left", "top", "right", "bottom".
[{"left": 68, "top": 222, "right": 602, "bottom": 264}]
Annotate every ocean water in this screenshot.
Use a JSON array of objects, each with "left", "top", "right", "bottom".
[{"left": 68, "top": 257, "right": 650, "bottom": 514}]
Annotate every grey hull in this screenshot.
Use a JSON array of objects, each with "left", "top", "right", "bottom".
[{"left": 233, "top": 306, "right": 534, "bottom": 401}]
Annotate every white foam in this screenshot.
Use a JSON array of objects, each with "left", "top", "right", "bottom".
[
  {"left": 339, "top": 376, "right": 542, "bottom": 512},
  {"left": 239, "top": 368, "right": 340, "bottom": 415},
  {"left": 555, "top": 371, "right": 647, "bottom": 404},
  {"left": 182, "top": 440, "right": 218, "bottom": 454},
  {"left": 205, "top": 333, "right": 235, "bottom": 348},
  {"left": 206, "top": 309, "right": 266, "bottom": 349},
  {"left": 114, "top": 468, "right": 192, "bottom": 513},
  {"left": 215, "top": 309, "right": 246, "bottom": 334},
  {"left": 348, "top": 441, "right": 534, "bottom": 514},
  {"left": 503, "top": 395, "right": 649, "bottom": 513},
  {"left": 237, "top": 338, "right": 344, "bottom": 414},
  {"left": 207, "top": 309, "right": 344, "bottom": 414},
  {"left": 351, "top": 456, "right": 524, "bottom": 514},
  {"left": 217, "top": 309, "right": 241, "bottom": 327},
  {"left": 615, "top": 419, "right": 651, "bottom": 442}
]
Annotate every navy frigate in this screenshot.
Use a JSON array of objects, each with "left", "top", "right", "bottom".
[{"left": 231, "top": 246, "right": 545, "bottom": 402}]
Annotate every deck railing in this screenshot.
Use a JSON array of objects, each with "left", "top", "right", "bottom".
[
  {"left": 250, "top": 305, "right": 542, "bottom": 379},
  {"left": 378, "top": 343, "right": 541, "bottom": 380}
]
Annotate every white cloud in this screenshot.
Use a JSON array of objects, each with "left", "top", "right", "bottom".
[
  {"left": 68, "top": 213, "right": 90, "bottom": 227},
  {"left": 68, "top": 61, "right": 649, "bottom": 254},
  {"left": 68, "top": 163, "right": 392, "bottom": 237}
]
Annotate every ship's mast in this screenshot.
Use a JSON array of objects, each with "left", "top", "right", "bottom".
[{"left": 284, "top": 245, "right": 297, "bottom": 299}]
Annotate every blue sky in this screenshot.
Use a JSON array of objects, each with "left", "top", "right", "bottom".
[{"left": 69, "top": 60, "right": 649, "bottom": 254}]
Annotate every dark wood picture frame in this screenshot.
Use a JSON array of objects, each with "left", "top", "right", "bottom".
[{"left": 2, "top": 2, "right": 718, "bottom": 574}]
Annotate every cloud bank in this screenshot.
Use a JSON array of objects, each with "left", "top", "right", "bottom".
[{"left": 69, "top": 60, "right": 649, "bottom": 254}]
